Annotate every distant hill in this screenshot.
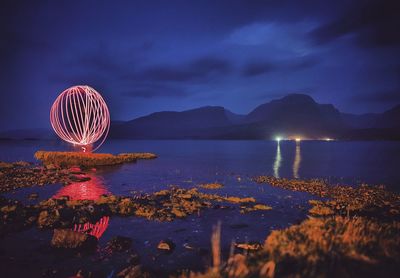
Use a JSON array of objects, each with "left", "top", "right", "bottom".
[
  {"left": 242, "top": 94, "right": 344, "bottom": 137},
  {"left": 341, "top": 113, "right": 379, "bottom": 129},
  {"left": 2, "top": 94, "right": 399, "bottom": 140},
  {"left": 374, "top": 104, "right": 400, "bottom": 128},
  {"left": 111, "top": 106, "right": 243, "bottom": 139},
  {"left": 0, "top": 128, "right": 56, "bottom": 140},
  {"left": 109, "top": 94, "right": 399, "bottom": 140}
]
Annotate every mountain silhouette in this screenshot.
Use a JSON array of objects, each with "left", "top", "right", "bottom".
[
  {"left": 1, "top": 94, "right": 398, "bottom": 140},
  {"left": 109, "top": 94, "right": 399, "bottom": 140},
  {"left": 374, "top": 104, "right": 400, "bottom": 128},
  {"left": 243, "top": 94, "right": 344, "bottom": 136},
  {"left": 111, "top": 106, "right": 241, "bottom": 139}
]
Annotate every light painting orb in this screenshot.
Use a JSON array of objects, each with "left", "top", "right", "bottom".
[{"left": 50, "top": 85, "right": 110, "bottom": 152}]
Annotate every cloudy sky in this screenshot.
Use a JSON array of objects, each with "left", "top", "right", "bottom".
[{"left": 1, "top": 0, "right": 399, "bottom": 130}]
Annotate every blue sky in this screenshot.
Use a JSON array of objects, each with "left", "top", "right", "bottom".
[{"left": 0, "top": 0, "right": 399, "bottom": 130}]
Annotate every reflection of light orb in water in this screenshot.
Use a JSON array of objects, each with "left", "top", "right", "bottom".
[
  {"left": 53, "top": 174, "right": 109, "bottom": 200},
  {"left": 73, "top": 216, "right": 109, "bottom": 239},
  {"left": 50, "top": 85, "right": 110, "bottom": 152}
]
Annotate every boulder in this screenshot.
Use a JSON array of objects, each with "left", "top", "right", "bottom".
[
  {"left": 117, "top": 265, "right": 147, "bottom": 278},
  {"left": 157, "top": 239, "right": 175, "bottom": 252},
  {"left": 37, "top": 210, "right": 60, "bottom": 228},
  {"left": 51, "top": 229, "right": 98, "bottom": 252}
]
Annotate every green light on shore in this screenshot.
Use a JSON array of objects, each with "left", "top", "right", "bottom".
[{"left": 275, "top": 137, "right": 282, "bottom": 142}]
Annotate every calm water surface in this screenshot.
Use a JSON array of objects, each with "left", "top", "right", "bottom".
[{"left": 0, "top": 140, "right": 399, "bottom": 276}]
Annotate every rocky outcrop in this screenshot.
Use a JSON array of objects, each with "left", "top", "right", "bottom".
[
  {"left": 51, "top": 229, "right": 98, "bottom": 252},
  {"left": 35, "top": 151, "right": 157, "bottom": 168}
]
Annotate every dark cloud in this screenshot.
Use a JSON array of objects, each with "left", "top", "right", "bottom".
[
  {"left": 310, "top": 0, "right": 400, "bottom": 47},
  {"left": 287, "top": 57, "right": 320, "bottom": 70},
  {"left": 242, "top": 57, "right": 319, "bottom": 77},
  {"left": 242, "top": 62, "right": 276, "bottom": 77},
  {"left": 121, "top": 84, "right": 188, "bottom": 99},
  {"left": 139, "top": 57, "right": 232, "bottom": 82}
]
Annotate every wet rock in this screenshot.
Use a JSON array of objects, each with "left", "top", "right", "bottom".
[
  {"left": 199, "top": 183, "right": 223, "bottom": 189},
  {"left": 226, "top": 254, "right": 249, "bottom": 277},
  {"left": 0, "top": 185, "right": 274, "bottom": 237},
  {"left": 13, "top": 161, "right": 31, "bottom": 167},
  {"left": 0, "top": 161, "right": 70, "bottom": 193},
  {"left": 225, "top": 196, "right": 255, "bottom": 204},
  {"left": 107, "top": 236, "right": 132, "bottom": 252},
  {"left": 68, "top": 166, "right": 83, "bottom": 175},
  {"left": 171, "top": 207, "right": 187, "bottom": 218},
  {"left": 235, "top": 242, "right": 262, "bottom": 251},
  {"left": 1, "top": 204, "right": 17, "bottom": 214},
  {"left": 240, "top": 204, "right": 273, "bottom": 213},
  {"left": 0, "top": 161, "right": 13, "bottom": 169},
  {"left": 157, "top": 239, "right": 175, "bottom": 252},
  {"left": 37, "top": 210, "right": 60, "bottom": 228},
  {"left": 117, "top": 265, "right": 148, "bottom": 278},
  {"left": 34, "top": 151, "right": 157, "bottom": 168},
  {"left": 118, "top": 198, "right": 135, "bottom": 215},
  {"left": 69, "top": 174, "right": 91, "bottom": 182},
  {"left": 45, "top": 163, "right": 57, "bottom": 170},
  {"left": 51, "top": 229, "right": 97, "bottom": 251},
  {"left": 309, "top": 204, "right": 335, "bottom": 216},
  {"left": 183, "top": 243, "right": 195, "bottom": 250}
]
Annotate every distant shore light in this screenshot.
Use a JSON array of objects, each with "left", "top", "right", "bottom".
[
  {"left": 295, "top": 138, "right": 301, "bottom": 142},
  {"left": 325, "top": 138, "right": 333, "bottom": 141},
  {"left": 275, "top": 136, "right": 282, "bottom": 142}
]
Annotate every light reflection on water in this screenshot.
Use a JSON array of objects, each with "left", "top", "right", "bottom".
[
  {"left": 53, "top": 173, "right": 111, "bottom": 240},
  {"left": 293, "top": 142, "right": 301, "bottom": 178},
  {"left": 273, "top": 142, "right": 282, "bottom": 178},
  {"left": 273, "top": 141, "right": 302, "bottom": 179},
  {"left": 53, "top": 173, "right": 110, "bottom": 200},
  {"left": 73, "top": 216, "right": 110, "bottom": 239}
]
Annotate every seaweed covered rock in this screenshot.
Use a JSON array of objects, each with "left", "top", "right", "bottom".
[
  {"left": 0, "top": 162, "right": 70, "bottom": 193},
  {"left": 117, "top": 265, "right": 148, "bottom": 278},
  {"left": 35, "top": 151, "right": 157, "bottom": 168},
  {"left": 0, "top": 187, "right": 272, "bottom": 237},
  {"left": 263, "top": 216, "right": 400, "bottom": 277},
  {"left": 199, "top": 183, "right": 224, "bottom": 189},
  {"left": 51, "top": 229, "right": 98, "bottom": 252},
  {"left": 157, "top": 239, "right": 175, "bottom": 252},
  {"left": 37, "top": 210, "right": 60, "bottom": 228}
]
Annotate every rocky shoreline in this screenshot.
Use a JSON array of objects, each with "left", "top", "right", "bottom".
[
  {"left": 181, "top": 176, "right": 400, "bottom": 278},
  {"left": 1, "top": 158, "right": 400, "bottom": 277}
]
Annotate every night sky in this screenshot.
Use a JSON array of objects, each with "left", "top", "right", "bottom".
[{"left": 1, "top": 0, "right": 399, "bottom": 131}]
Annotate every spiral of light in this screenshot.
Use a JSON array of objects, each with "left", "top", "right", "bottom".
[{"left": 50, "top": 85, "right": 110, "bottom": 152}]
